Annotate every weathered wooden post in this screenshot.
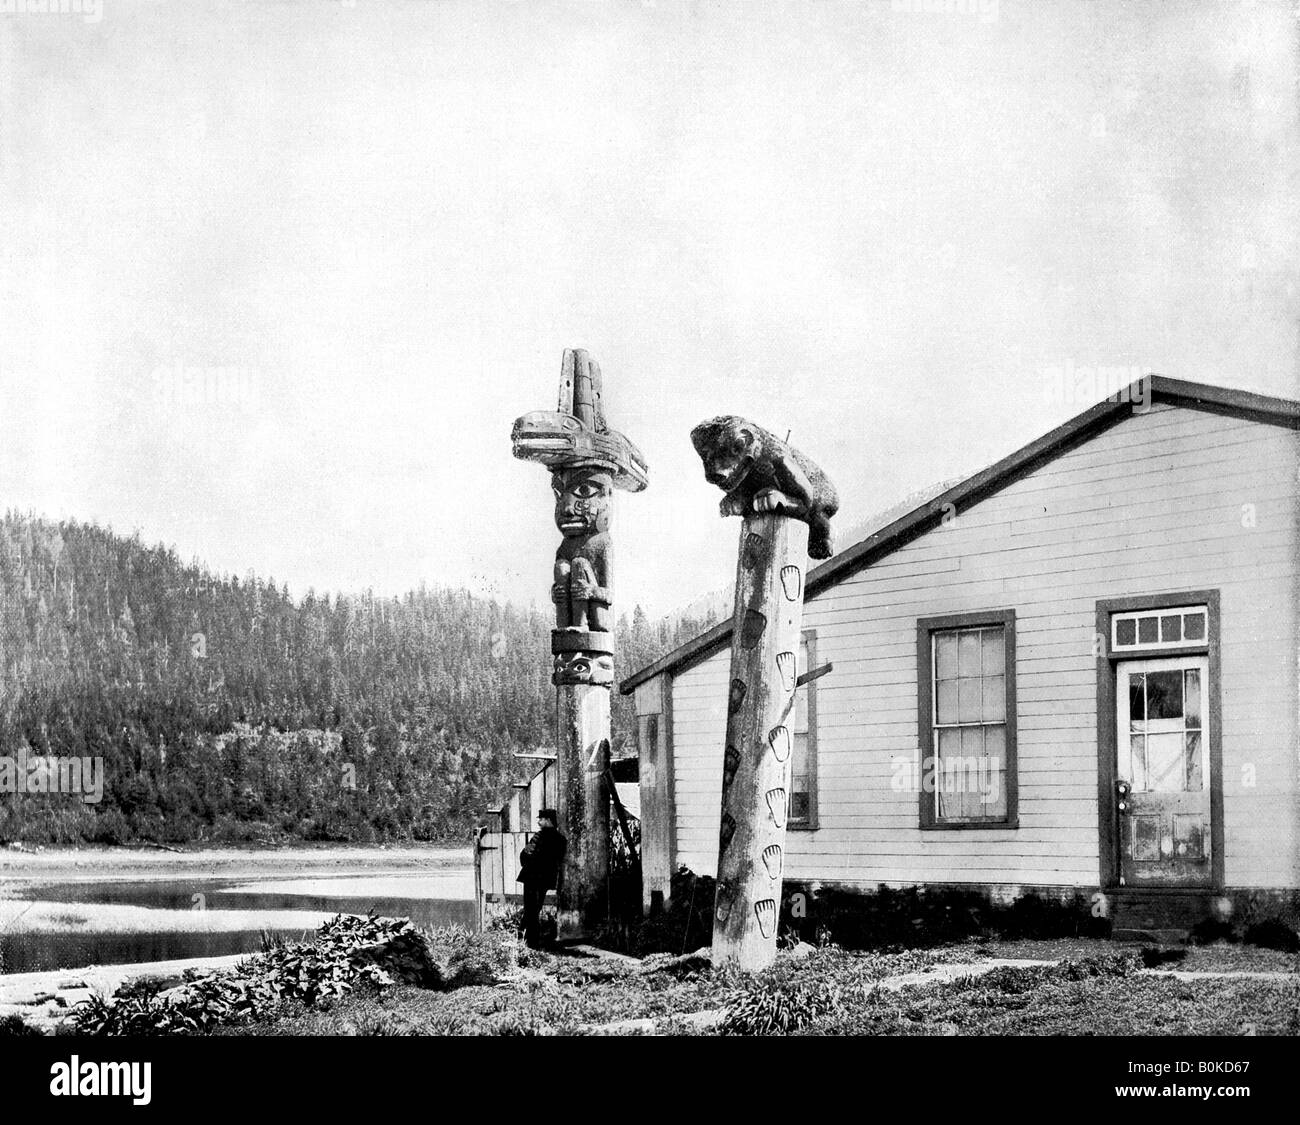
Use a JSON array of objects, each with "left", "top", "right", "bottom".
[
  {"left": 690, "top": 416, "right": 838, "bottom": 971},
  {"left": 512, "top": 350, "right": 648, "bottom": 937}
]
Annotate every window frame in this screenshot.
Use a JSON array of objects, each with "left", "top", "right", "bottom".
[
  {"left": 786, "top": 630, "right": 820, "bottom": 832},
  {"left": 916, "top": 609, "right": 1019, "bottom": 830}
]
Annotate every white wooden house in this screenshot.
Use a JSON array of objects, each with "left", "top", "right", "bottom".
[{"left": 621, "top": 377, "right": 1299, "bottom": 936}]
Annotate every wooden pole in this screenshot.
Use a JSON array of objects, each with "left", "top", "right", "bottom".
[
  {"left": 512, "top": 349, "right": 648, "bottom": 940},
  {"left": 556, "top": 687, "right": 610, "bottom": 936},
  {"left": 712, "top": 512, "right": 809, "bottom": 971}
]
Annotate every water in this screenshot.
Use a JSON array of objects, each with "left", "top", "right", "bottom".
[{"left": 0, "top": 873, "right": 478, "bottom": 974}]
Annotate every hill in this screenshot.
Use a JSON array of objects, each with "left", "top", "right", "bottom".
[{"left": 0, "top": 513, "right": 718, "bottom": 844}]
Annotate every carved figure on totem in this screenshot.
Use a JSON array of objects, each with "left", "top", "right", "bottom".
[
  {"left": 690, "top": 416, "right": 839, "bottom": 559},
  {"left": 512, "top": 349, "right": 647, "bottom": 686},
  {"left": 551, "top": 465, "right": 612, "bottom": 633}
]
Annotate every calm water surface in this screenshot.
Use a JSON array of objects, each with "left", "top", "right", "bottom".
[{"left": 1, "top": 872, "right": 477, "bottom": 974}]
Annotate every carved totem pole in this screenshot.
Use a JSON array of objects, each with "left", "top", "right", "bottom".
[
  {"left": 691, "top": 416, "right": 838, "bottom": 971},
  {"left": 512, "top": 349, "right": 648, "bottom": 935}
]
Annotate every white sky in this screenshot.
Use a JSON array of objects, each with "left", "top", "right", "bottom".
[{"left": 1, "top": 0, "right": 1295, "bottom": 617}]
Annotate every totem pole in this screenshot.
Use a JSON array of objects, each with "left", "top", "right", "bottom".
[
  {"left": 690, "top": 416, "right": 838, "bottom": 971},
  {"left": 512, "top": 350, "right": 648, "bottom": 936}
]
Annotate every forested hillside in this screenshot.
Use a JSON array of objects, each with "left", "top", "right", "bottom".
[{"left": 0, "top": 513, "right": 717, "bottom": 844}]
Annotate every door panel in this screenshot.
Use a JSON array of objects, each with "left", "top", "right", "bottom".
[{"left": 1116, "top": 657, "right": 1211, "bottom": 887}]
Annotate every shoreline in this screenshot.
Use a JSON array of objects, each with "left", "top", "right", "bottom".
[
  {"left": 1, "top": 844, "right": 475, "bottom": 901},
  {"left": 1, "top": 842, "right": 472, "bottom": 888}
]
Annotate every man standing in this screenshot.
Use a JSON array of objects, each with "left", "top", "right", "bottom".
[{"left": 518, "top": 809, "right": 567, "bottom": 949}]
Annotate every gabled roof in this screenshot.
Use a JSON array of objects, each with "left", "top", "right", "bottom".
[{"left": 619, "top": 376, "right": 1299, "bottom": 693}]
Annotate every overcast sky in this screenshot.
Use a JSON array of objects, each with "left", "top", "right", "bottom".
[{"left": 1, "top": 0, "right": 1295, "bottom": 618}]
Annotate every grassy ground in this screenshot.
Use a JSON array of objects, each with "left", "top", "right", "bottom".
[
  {"left": 963, "top": 936, "right": 1300, "bottom": 974},
  {"left": 219, "top": 939, "right": 1300, "bottom": 1037}
]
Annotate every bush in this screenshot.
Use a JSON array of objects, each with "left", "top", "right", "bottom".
[
  {"left": 65, "top": 913, "right": 520, "bottom": 1036},
  {"left": 1189, "top": 918, "right": 1235, "bottom": 945},
  {"left": 1243, "top": 919, "right": 1300, "bottom": 953},
  {"left": 1140, "top": 946, "right": 1187, "bottom": 969},
  {"left": 608, "top": 867, "right": 715, "bottom": 956},
  {"left": 0, "top": 1013, "right": 43, "bottom": 1037},
  {"left": 424, "top": 925, "right": 520, "bottom": 988},
  {"left": 783, "top": 884, "right": 1107, "bottom": 950}
]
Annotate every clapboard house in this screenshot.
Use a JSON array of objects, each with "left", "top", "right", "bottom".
[{"left": 622, "top": 377, "right": 1300, "bottom": 938}]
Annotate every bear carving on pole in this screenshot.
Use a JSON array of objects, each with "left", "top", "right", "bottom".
[{"left": 691, "top": 415, "right": 838, "bottom": 970}]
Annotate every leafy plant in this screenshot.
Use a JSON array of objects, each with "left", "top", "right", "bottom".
[
  {"left": 718, "top": 976, "right": 846, "bottom": 1035},
  {"left": 0, "top": 1012, "right": 43, "bottom": 1037}
]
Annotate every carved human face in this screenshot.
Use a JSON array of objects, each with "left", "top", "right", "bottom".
[{"left": 552, "top": 467, "right": 612, "bottom": 538}]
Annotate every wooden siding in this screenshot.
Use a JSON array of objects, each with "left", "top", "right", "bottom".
[{"left": 665, "top": 403, "right": 1300, "bottom": 890}]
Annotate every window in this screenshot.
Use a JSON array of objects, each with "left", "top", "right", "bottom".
[
  {"left": 917, "top": 610, "right": 1017, "bottom": 828},
  {"left": 1112, "top": 605, "right": 1208, "bottom": 651},
  {"left": 787, "top": 632, "right": 819, "bottom": 830}
]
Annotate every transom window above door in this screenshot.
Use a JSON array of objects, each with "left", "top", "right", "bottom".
[{"left": 1111, "top": 605, "right": 1208, "bottom": 651}]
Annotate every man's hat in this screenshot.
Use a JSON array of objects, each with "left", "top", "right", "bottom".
[{"left": 538, "top": 808, "right": 559, "bottom": 823}]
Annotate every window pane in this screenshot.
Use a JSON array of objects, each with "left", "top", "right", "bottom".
[
  {"left": 1130, "top": 734, "right": 1147, "bottom": 790},
  {"left": 982, "top": 674, "right": 1005, "bottom": 722},
  {"left": 1184, "top": 731, "right": 1202, "bottom": 791},
  {"left": 1128, "top": 675, "right": 1145, "bottom": 723},
  {"left": 1160, "top": 614, "right": 1181, "bottom": 643},
  {"left": 958, "top": 631, "right": 981, "bottom": 676},
  {"left": 792, "top": 731, "right": 808, "bottom": 776},
  {"left": 980, "top": 766, "right": 1007, "bottom": 818},
  {"left": 936, "top": 728, "right": 960, "bottom": 818},
  {"left": 794, "top": 685, "right": 809, "bottom": 732},
  {"left": 788, "top": 791, "right": 810, "bottom": 822},
  {"left": 982, "top": 629, "right": 1004, "bottom": 676},
  {"left": 1145, "top": 670, "right": 1183, "bottom": 719},
  {"left": 1145, "top": 732, "right": 1186, "bottom": 792},
  {"left": 1138, "top": 616, "right": 1158, "bottom": 644},
  {"left": 959, "top": 728, "right": 984, "bottom": 818},
  {"left": 937, "top": 727, "right": 962, "bottom": 765},
  {"left": 957, "top": 678, "right": 981, "bottom": 722},
  {"left": 981, "top": 726, "right": 1007, "bottom": 817},
  {"left": 1184, "top": 668, "right": 1201, "bottom": 729},
  {"left": 936, "top": 679, "right": 958, "bottom": 724},
  {"left": 935, "top": 633, "right": 957, "bottom": 679},
  {"left": 983, "top": 724, "right": 1005, "bottom": 768},
  {"left": 1116, "top": 618, "right": 1136, "bottom": 646},
  {"left": 1183, "top": 611, "right": 1206, "bottom": 641}
]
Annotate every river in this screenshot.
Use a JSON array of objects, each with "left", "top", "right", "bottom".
[{"left": 0, "top": 844, "right": 477, "bottom": 974}]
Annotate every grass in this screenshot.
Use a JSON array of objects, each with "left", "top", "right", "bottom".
[
  {"left": 807, "top": 966, "right": 1300, "bottom": 1036},
  {"left": 33, "top": 905, "right": 1297, "bottom": 1037},
  {"left": 221, "top": 937, "right": 1300, "bottom": 1037}
]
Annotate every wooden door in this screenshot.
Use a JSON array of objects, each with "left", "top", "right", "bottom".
[{"left": 1115, "top": 657, "right": 1211, "bottom": 886}]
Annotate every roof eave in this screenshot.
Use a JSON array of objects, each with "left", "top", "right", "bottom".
[{"left": 617, "top": 376, "right": 1299, "bottom": 694}]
